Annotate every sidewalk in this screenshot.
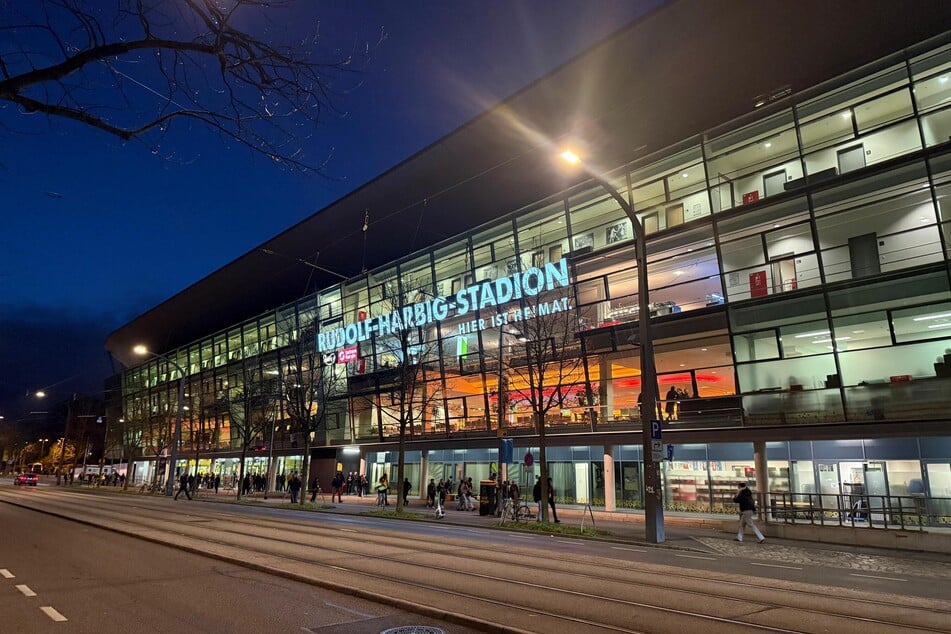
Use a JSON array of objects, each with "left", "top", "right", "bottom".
[{"left": 184, "top": 486, "right": 951, "bottom": 560}]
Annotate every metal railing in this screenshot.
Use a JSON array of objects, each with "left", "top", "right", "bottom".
[{"left": 764, "top": 491, "right": 951, "bottom": 530}]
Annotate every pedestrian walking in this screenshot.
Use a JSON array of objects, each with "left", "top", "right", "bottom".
[
  {"left": 309, "top": 476, "right": 320, "bottom": 503},
  {"left": 426, "top": 478, "right": 436, "bottom": 508},
  {"left": 288, "top": 472, "right": 302, "bottom": 504},
  {"left": 375, "top": 476, "right": 388, "bottom": 507},
  {"left": 532, "top": 476, "right": 542, "bottom": 521},
  {"left": 174, "top": 472, "right": 192, "bottom": 500},
  {"left": 734, "top": 482, "right": 765, "bottom": 543},
  {"left": 331, "top": 472, "right": 344, "bottom": 503},
  {"left": 403, "top": 478, "right": 412, "bottom": 506},
  {"left": 547, "top": 477, "right": 560, "bottom": 523},
  {"left": 213, "top": 473, "right": 220, "bottom": 494}
]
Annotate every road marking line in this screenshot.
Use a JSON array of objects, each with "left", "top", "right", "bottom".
[
  {"left": 509, "top": 534, "right": 535, "bottom": 539},
  {"left": 41, "top": 607, "right": 67, "bottom": 622},
  {"left": 750, "top": 562, "right": 802, "bottom": 570},
  {"left": 16, "top": 584, "right": 36, "bottom": 597},
  {"left": 674, "top": 554, "right": 716, "bottom": 561},
  {"left": 850, "top": 573, "right": 907, "bottom": 582},
  {"left": 323, "top": 601, "right": 374, "bottom": 619},
  {"left": 611, "top": 547, "right": 647, "bottom": 553},
  {"left": 0, "top": 569, "right": 14, "bottom": 578},
  {"left": 339, "top": 528, "right": 358, "bottom": 533},
  {"left": 554, "top": 540, "right": 577, "bottom": 545}
]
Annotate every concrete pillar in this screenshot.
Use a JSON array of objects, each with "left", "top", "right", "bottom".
[
  {"left": 599, "top": 356, "right": 614, "bottom": 422},
  {"left": 604, "top": 445, "right": 616, "bottom": 512},
  {"left": 419, "top": 451, "right": 429, "bottom": 500},
  {"left": 753, "top": 440, "right": 768, "bottom": 517}
]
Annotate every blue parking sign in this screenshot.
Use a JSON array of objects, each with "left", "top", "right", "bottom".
[{"left": 650, "top": 419, "right": 662, "bottom": 440}]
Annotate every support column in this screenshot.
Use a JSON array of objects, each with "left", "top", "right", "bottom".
[
  {"left": 419, "top": 451, "right": 429, "bottom": 500},
  {"left": 753, "top": 440, "right": 768, "bottom": 518},
  {"left": 604, "top": 445, "right": 616, "bottom": 512},
  {"left": 599, "top": 356, "right": 614, "bottom": 422}
]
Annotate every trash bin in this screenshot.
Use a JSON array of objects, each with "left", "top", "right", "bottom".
[{"left": 479, "top": 480, "right": 497, "bottom": 516}]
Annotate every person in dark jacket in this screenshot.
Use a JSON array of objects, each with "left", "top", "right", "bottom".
[
  {"left": 403, "top": 478, "right": 412, "bottom": 506},
  {"left": 733, "top": 482, "right": 765, "bottom": 543},
  {"left": 288, "top": 473, "right": 302, "bottom": 504},
  {"left": 426, "top": 479, "right": 436, "bottom": 508},
  {"left": 174, "top": 472, "right": 191, "bottom": 500},
  {"left": 532, "top": 476, "right": 542, "bottom": 522}
]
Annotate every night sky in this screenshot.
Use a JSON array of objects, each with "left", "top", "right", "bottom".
[{"left": 0, "top": 1, "right": 660, "bottom": 424}]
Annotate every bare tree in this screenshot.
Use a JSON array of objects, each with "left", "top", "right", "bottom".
[
  {"left": 142, "top": 411, "right": 172, "bottom": 486},
  {"left": 0, "top": 0, "right": 381, "bottom": 171},
  {"left": 227, "top": 356, "right": 279, "bottom": 499},
  {"left": 501, "top": 289, "right": 585, "bottom": 522},
  {"left": 351, "top": 276, "right": 443, "bottom": 513}
]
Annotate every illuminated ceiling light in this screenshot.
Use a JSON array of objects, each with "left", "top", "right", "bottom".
[
  {"left": 700, "top": 348, "right": 708, "bottom": 351},
  {"left": 841, "top": 111, "right": 852, "bottom": 119},
  {"left": 679, "top": 363, "right": 686, "bottom": 367},
  {"left": 851, "top": 330, "right": 865, "bottom": 334},
  {"left": 764, "top": 142, "right": 772, "bottom": 149},
  {"left": 927, "top": 322, "right": 951, "bottom": 330},
  {"left": 773, "top": 224, "right": 780, "bottom": 228},
  {"left": 913, "top": 311, "right": 951, "bottom": 321},
  {"left": 265, "top": 370, "right": 279, "bottom": 375},
  {"left": 795, "top": 330, "right": 830, "bottom": 338},
  {"left": 940, "top": 76, "right": 948, "bottom": 83},
  {"left": 674, "top": 270, "right": 684, "bottom": 276},
  {"left": 682, "top": 172, "right": 689, "bottom": 178}
]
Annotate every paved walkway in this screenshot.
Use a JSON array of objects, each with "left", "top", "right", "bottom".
[{"left": 166, "top": 486, "right": 951, "bottom": 579}]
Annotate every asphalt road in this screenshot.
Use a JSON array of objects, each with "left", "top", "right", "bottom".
[
  {"left": 2, "top": 484, "right": 950, "bottom": 633},
  {"left": 0, "top": 496, "right": 481, "bottom": 633}
]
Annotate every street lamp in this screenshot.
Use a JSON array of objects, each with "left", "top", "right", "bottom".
[
  {"left": 559, "top": 149, "right": 666, "bottom": 543},
  {"left": 37, "top": 391, "right": 75, "bottom": 486},
  {"left": 134, "top": 345, "right": 185, "bottom": 497}
]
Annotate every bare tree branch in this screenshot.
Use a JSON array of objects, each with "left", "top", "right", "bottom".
[{"left": 0, "top": 0, "right": 382, "bottom": 172}]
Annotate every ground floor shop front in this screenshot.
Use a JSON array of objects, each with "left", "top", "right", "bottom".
[{"left": 129, "top": 435, "right": 951, "bottom": 521}]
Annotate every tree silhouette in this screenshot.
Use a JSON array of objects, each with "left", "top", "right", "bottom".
[{"left": 0, "top": 0, "right": 381, "bottom": 171}]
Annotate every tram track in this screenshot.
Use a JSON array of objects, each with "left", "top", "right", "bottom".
[{"left": 3, "top": 489, "right": 949, "bottom": 633}]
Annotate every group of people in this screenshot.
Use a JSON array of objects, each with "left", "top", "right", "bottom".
[{"left": 173, "top": 472, "right": 223, "bottom": 500}]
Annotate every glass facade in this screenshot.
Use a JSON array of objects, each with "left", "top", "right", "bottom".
[{"left": 120, "top": 39, "right": 951, "bottom": 509}]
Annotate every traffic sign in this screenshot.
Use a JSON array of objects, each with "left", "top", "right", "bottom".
[
  {"left": 650, "top": 419, "right": 663, "bottom": 440},
  {"left": 651, "top": 439, "right": 664, "bottom": 462}
]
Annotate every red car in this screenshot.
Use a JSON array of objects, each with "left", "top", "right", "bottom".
[{"left": 14, "top": 473, "right": 39, "bottom": 486}]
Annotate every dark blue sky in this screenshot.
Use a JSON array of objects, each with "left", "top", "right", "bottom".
[{"left": 0, "top": 1, "right": 659, "bottom": 419}]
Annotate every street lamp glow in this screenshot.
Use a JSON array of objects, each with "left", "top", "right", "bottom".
[
  {"left": 35, "top": 391, "right": 46, "bottom": 398},
  {"left": 133, "top": 345, "right": 148, "bottom": 355},
  {"left": 559, "top": 149, "right": 581, "bottom": 164}
]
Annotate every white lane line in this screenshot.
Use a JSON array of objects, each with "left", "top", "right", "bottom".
[
  {"left": 851, "top": 573, "right": 907, "bottom": 582},
  {"left": 554, "top": 540, "right": 577, "bottom": 545},
  {"left": 339, "top": 528, "right": 358, "bottom": 533},
  {"left": 16, "top": 584, "right": 37, "bottom": 597},
  {"left": 40, "top": 607, "right": 67, "bottom": 622},
  {"left": 674, "top": 554, "right": 716, "bottom": 561},
  {"left": 611, "top": 546, "right": 647, "bottom": 553},
  {"left": 0, "top": 569, "right": 14, "bottom": 578},
  {"left": 509, "top": 534, "right": 535, "bottom": 539},
  {"left": 750, "top": 562, "right": 802, "bottom": 570}
]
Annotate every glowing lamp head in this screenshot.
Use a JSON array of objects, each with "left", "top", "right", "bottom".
[
  {"left": 559, "top": 150, "right": 581, "bottom": 165},
  {"left": 133, "top": 345, "right": 149, "bottom": 356}
]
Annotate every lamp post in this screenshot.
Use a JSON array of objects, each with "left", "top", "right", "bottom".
[
  {"left": 134, "top": 345, "right": 185, "bottom": 497},
  {"left": 559, "top": 150, "right": 665, "bottom": 543},
  {"left": 39, "top": 391, "right": 76, "bottom": 486}
]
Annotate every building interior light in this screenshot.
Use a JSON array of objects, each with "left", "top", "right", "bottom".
[
  {"left": 682, "top": 172, "right": 689, "bottom": 178},
  {"left": 940, "top": 76, "right": 948, "bottom": 83},
  {"left": 913, "top": 312, "right": 951, "bottom": 321},
  {"left": 700, "top": 348, "right": 708, "bottom": 351},
  {"left": 841, "top": 111, "right": 852, "bottom": 119},
  {"left": 795, "top": 330, "right": 830, "bottom": 338},
  {"left": 764, "top": 142, "right": 772, "bottom": 148},
  {"left": 927, "top": 322, "right": 951, "bottom": 330}
]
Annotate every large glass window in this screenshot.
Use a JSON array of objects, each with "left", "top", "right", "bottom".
[
  {"left": 814, "top": 164, "right": 940, "bottom": 283},
  {"left": 706, "top": 109, "right": 800, "bottom": 211},
  {"left": 911, "top": 44, "right": 951, "bottom": 147}
]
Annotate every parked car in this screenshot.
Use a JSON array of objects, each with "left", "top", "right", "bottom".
[{"left": 14, "top": 473, "right": 38, "bottom": 486}]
